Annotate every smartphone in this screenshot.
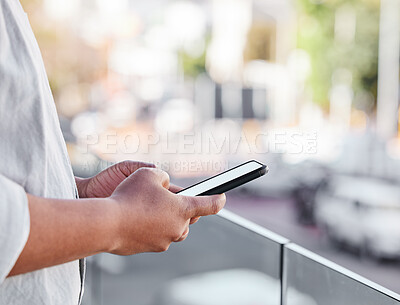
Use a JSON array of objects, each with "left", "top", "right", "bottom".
[{"left": 177, "top": 160, "right": 268, "bottom": 196}]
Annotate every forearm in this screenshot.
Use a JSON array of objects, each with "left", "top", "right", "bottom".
[{"left": 8, "top": 194, "right": 118, "bottom": 277}]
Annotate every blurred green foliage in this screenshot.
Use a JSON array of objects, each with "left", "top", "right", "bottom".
[
  {"left": 179, "top": 35, "right": 211, "bottom": 78},
  {"left": 179, "top": 48, "right": 207, "bottom": 78},
  {"left": 297, "top": 0, "right": 380, "bottom": 109}
]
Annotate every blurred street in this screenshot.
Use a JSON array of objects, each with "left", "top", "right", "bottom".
[{"left": 225, "top": 192, "right": 400, "bottom": 294}]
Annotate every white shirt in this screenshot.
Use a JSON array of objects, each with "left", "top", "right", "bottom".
[{"left": 0, "top": 0, "right": 84, "bottom": 304}]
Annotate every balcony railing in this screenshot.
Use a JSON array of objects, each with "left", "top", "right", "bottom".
[{"left": 82, "top": 209, "right": 400, "bottom": 305}]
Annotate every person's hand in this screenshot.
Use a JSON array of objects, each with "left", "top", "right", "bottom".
[
  {"left": 107, "top": 167, "right": 226, "bottom": 255},
  {"left": 76, "top": 160, "right": 201, "bottom": 224},
  {"left": 76, "top": 160, "right": 156, "bottom": 198}
]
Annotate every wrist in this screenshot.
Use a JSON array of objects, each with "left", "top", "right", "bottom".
[
  {"left": 75, "top": 177, "right": 90, "bottom": 198},
  {"left": 102, "top": 197, "right": 124, "bottom": 253}
]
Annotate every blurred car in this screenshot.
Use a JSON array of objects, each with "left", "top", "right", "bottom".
[
  {"left": 290, "top": 160, "right": 330, "bottom": 225},
  {"left": 315, "top": 175, "right": 400, "bottom": 259},
  {"left": 330, "top": 131, "right": 400, "bottom": 182},
  {"left": 237, "top": 153, "right": 328, "bottom": 224}
]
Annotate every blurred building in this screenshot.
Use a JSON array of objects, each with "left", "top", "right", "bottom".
[{"left": 22, "top": 0, "right": 400, "bottom": 175}]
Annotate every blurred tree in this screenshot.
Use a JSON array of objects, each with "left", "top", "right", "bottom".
[
  {"left": 296, "top": 0, "right": 380, "bottom": 110},
  {"left": 179, "top": 35, "right": 211, "bottom": 78},
  {"left": 179, "top": 48, "right": 207, "bottom": 78}
]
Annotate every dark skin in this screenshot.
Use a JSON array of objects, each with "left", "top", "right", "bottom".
[{"left": 9, "top": 161, "right": 225, "bottom": 276}]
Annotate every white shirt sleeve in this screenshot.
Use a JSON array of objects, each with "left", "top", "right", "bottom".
[{"left": 0, "top": 174, "right": 29, "bottom": 283}]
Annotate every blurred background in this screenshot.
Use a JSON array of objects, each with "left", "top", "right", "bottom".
[{"left": 21, "top": 0, "right": 400, "bottom": 302}]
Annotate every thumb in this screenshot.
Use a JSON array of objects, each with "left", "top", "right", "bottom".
[{"left": 181, "top": 193, "right": 226, "bottom": 218}]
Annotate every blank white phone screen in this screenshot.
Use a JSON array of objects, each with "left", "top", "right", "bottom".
[{"left": 178, "top": 161, "right": 262, "bottom": 196}]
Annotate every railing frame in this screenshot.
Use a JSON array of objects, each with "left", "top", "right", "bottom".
[{"left": 84, "top": 209, "right": 400, "bottom": 305}]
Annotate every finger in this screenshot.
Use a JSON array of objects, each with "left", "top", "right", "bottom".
[
  {"left": 174, "top": 227, "right": 189, "bottom": 242},
  {"left": 135, "top": 167, "right": 170, "bottom": 189},
  {"left": 120, "top": 160, "right": 156, "bottom": 177},
  {"left": 168, "top": 183, "right": 183, "bottom": 194},
  {"left": 189, "top": 216, "right": 200, "bottom": 225},
  {"left": 182, "top": 193, "right": 226, "bottom": 218}
]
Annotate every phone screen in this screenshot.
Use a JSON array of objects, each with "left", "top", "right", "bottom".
[{"left": 177, "top": 160, "right": 265, "bottom": 196}]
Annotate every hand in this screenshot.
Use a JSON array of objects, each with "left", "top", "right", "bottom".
[
  {"left": 76, "top": 160, "right": 200, "bottom": 224},
  {"left": 108, "top": 167, "right": 226, "bottom": 255},
  {"left": 76, "top": 160, "right": 155, "bottom": 198},
  {"left": 9, "top": 167, "right": 224, "bottom": 276}
]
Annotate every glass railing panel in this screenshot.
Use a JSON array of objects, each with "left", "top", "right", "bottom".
[
  {"left": 283, "top": 243, "right": 400, "bottom": 305},
  {"left": 82, "top": 209, "right": 288, "bottom": 305}
]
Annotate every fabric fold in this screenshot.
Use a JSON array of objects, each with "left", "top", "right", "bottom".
[{"left": 0, "top": 174, "right": 29, "bottom": 283}]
